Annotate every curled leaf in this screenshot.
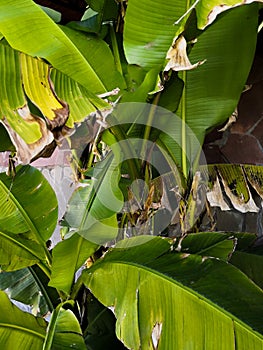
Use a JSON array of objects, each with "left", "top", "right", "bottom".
[
  {"left": 164, "top": 35, "right": 206, "bottom": 72},
  {"left": 198, "top": 0, "right": 263, "bottom": 29}
]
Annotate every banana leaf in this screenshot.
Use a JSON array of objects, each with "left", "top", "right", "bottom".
[
  {"left": 0, "top": 0, "right": 121, "bottom": 94},
  {"left": 0, "top": 165, "right": 57, "bottom": 274},
  {"left": 0, "top": 265, "right": 59, "bottom": 315},
  {"left": 230, "top": 251, "right": 263, "bottom": 290},
  {"left": 82, "top": 236, "right": 263, "bottom": 350},
  {"left": 50, "top": 153, "right": 124, "bottom": 294},
  {"left": 196, "top": 0, "right": 262, "bottom": 28},
  {"left": 205, "top": 164, "right": 263, "bottom": 213},
  {"left": 43, "top": 302, "right": 86, "bottom": 350},
  {"left": 160, "top": 4, "right": 258, "bottom": 173},
  {"left": 49, "top": 233, "right": 98, "bottom": 295},
  {"left": 0, "top": 291, "right": 47, "bottom": 350}
]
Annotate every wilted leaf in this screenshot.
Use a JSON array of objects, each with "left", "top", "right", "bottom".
[
  {"left": 164, "top": 36, "right": 206, "bottom": 72},
  {"left": 205, "top": 165, "right": 263, "bottom": 213}
]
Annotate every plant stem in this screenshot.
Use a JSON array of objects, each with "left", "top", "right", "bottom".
[
  {"left": 181, "top": 71, "right": 187, "bottom": 179},
  {"left": 109, "top": 22, "right": 123, "bottom": 75},
  {"left": 141, "top": 92, "right": 161, "bottom": 157}
]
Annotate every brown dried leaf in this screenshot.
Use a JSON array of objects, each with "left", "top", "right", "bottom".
[
  {"left": 207, "top": 176, "right": 231, "bottom": 210},
  {"left": 164, "top": 35, "right": 206, "bottom": 72}
]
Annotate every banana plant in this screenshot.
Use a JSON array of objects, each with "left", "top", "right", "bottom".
[{"left": 0, "top": 0, "right": 263, "bottom": 349}]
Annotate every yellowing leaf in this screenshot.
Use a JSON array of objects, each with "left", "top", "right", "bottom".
[{"left": 1, "top": 107, "right": 53, "bottom": 164}]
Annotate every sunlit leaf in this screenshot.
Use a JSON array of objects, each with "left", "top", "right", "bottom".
[
  {"left": 0, "top": 166, "right": 57, "bottom": 272},
  {"left": 49, "top": 233, "right": 98, "bottom": 295},
  {"left": 43, "top": 303, "right": 86, "bottom": 350},
  {"left": 82, "top": 236, "right": 263, "bottom": 350},
  {"left": 0, "top": 291, "right": 47, "bottom": 349}
]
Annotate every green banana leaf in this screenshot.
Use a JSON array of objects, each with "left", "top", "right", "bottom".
[
  {"left": 43, "top": 303, "right": 86, "bottom": 350},
  {"left": 50, "top": 153, "right": 124, "bottom": 294},
  {"left": 196, "top": 0, "right": 262, "bottom": 28},
  {"left": 124, "top": 0, "right": 258, "bottom": 70},
  {"left": 0, "top": 124, "right": 15, "bottom": 151},
  {"left": 123, "top": 0, "right": 188, "bottom": 70},
  {"left": 0, "top": 290, "right": 47, "bottom": 350},
  {"left": 0, "top": 165, "right": 57, "bottom": 274},
  {"left": 230, "top": 250, "right": 263, "bottom": 290},
  {"left": 82, "top": 236, "right": 263, "bottom": 350},
  {"left": 159, "top": 4, "right": 258, "bottom": 173},
  {"left": 0, "top": 0, "right": 120, "bottom": 95},
  {"left": 0, "top": 266, "right": 59, "bottom": 315},
  {"left": 49, "top": 233, "right": 98, "bottom": 295}
]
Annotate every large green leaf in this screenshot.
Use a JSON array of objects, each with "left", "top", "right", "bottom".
[
  {"left": 0, "top": 0, "right": 116, "bottom": 94},
  {"left": 124, "top": 0, "right": 188, "bottom": 70},
  {"left": 159, "top": 4, "right": 258, "bottom": 172},
  {"left": 124, "top": 0, "right": 259, "bottom": 70},
  {"left": 0, "top": 166, "right": 57, "bottom": 273},
  {"left": 43, "top": 303, "right": 86, "bottom": 350},
  {"left": 49, "top": 233, "right": 98, "bottom": 295},
  {"left": 0, "top": 291, "right": 46, "bottom": 349},
  {"left": 82, "top": 236, "right": 263, "bottom": 350},
  {"left": 59, "top": 26, "right": 125, "bottom": 92},
  {"left": 61, "top": 154, "right": 123, "bottom": 244}
]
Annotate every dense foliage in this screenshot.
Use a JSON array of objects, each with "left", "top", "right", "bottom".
[{"left": 0, "top": 0, "right": 263, "bottom": 349}]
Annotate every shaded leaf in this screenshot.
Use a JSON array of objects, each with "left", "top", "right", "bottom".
[
  {"left": 85, "top": 296, "right": 127, "bottom": 350},
  {"left": 0, "top": 266, "right": 59, "bottom": 316},
  {"left": 0, "top": 124, "right": 15, "bottom": 152},
  {"left": 180, "top": 232, "right": 236, "bottom": 261},
  {"left": 230, "top": 251, "right": 263, "bottom": 289}
]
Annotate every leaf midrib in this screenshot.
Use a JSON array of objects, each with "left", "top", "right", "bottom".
[{"left": 0, "top": 322, "right": 45, "bottom": 339}]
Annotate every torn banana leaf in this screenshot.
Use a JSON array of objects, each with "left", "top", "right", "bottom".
[
  {"left": 0, "top": 43, "right": 109, "bottom": 164},
  {"left": 195, "top": 0, "right": 262, "bottom": 29},
  {"left": 82, "top": 236, "right": 263, "bottom": 350},
  {"left": 205, "top": 164, "right": 263, "bottom": 213}
]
